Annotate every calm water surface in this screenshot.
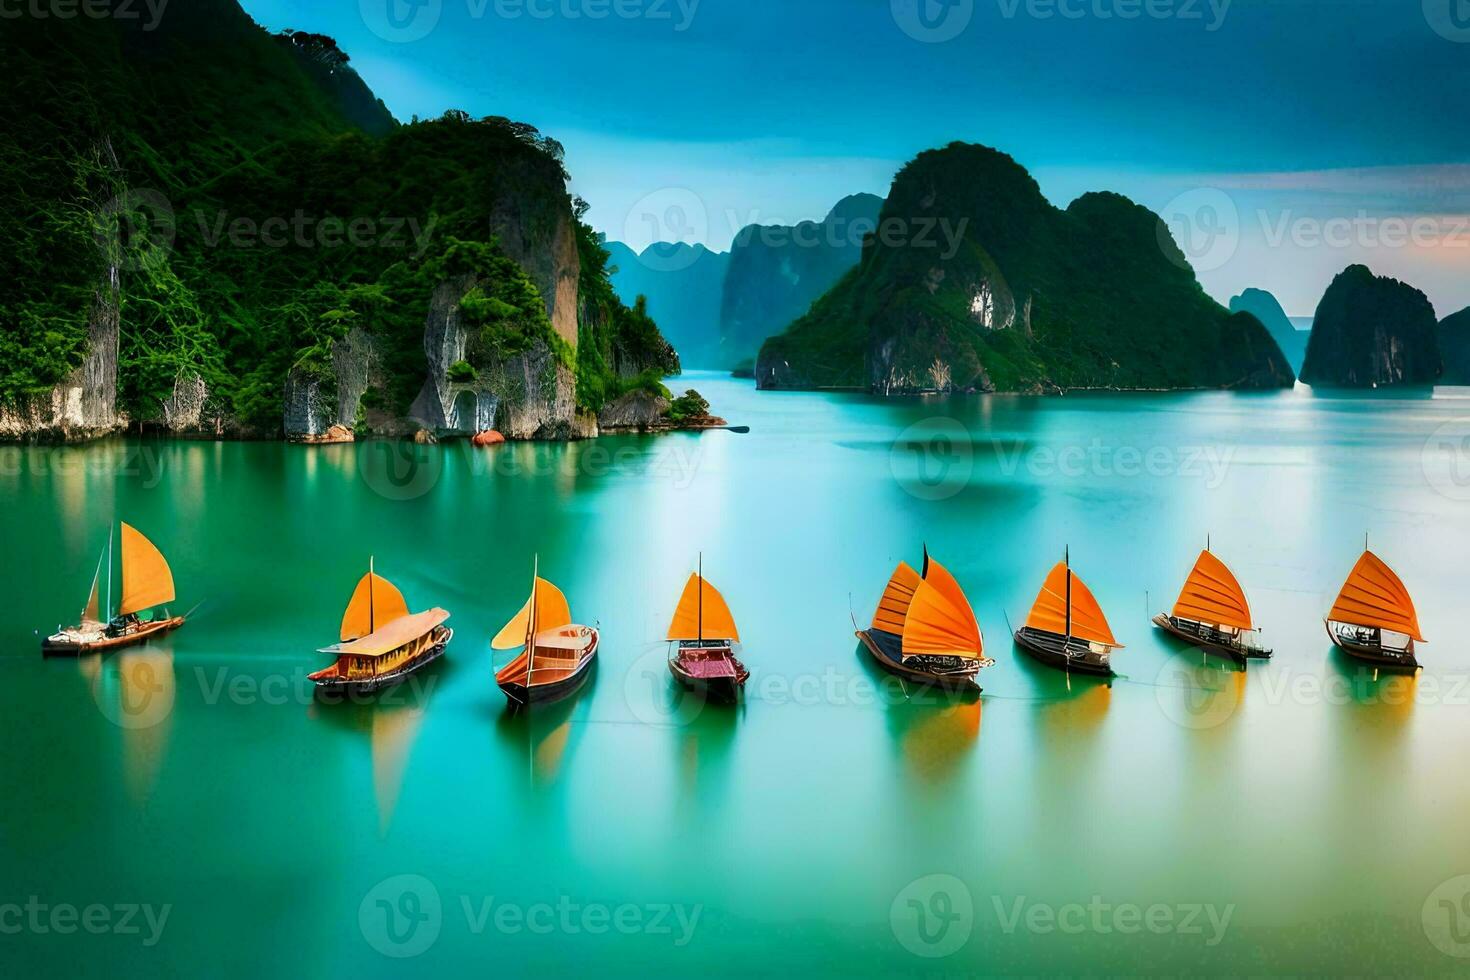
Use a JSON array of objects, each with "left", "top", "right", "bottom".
[{"left": 4, "top": 372, "right": 1470, "bottom": 976}]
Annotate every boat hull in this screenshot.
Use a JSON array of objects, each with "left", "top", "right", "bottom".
[
  {"left": 41, "top": 617, "right": 185, "bottom": 656},
  {"left": 497, "top": 630, "right": 599, "bottom": 707},
  {"left": 668, "top": 646, "right": 749, "bottom": 703},
  {"left": 1151, "top": 614, "right": 1271, "bottom": 665},
  {"left": 1013, "top": 627, "right": 1115, "bottom": 677},
  {"left": 311, "top": 628, "right": 452, "bottom": 696},
  {"left": 855, "top": 629, "right": 983, "bottom": 690},
  {"left": 1325, "top": 620, "right": 1420, "bottom": 671}
]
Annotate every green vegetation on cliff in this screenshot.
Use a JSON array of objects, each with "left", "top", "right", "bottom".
[
  {"left": 757, "top": 143, "right": 1293, "bottom": 393},
  {"left": 1, "top": 1, "right": 674, "bottom": 432}
]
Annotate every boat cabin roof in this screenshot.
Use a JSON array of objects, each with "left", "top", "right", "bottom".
[
  {"left": 319, "top": 608, "right": 450, "bottom": 657},
  {"left": 533, "top": 625, "right": 591, "bottom": 650}
]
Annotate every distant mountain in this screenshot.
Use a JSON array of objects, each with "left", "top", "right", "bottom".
[
  {"left": 1230, "top": 288, "right": 1309, "bottom": 374},
  {"left": 1439, "top": 307, "right": 1470, "bottom": 385},
  {"left": 755, "top": 143, "right": 1293, "bottom": 393},
  {"left": 603, "top": 241, "right": 730, "bottom": 369},
  {"left": 1300, "top": 265, "right": 1441, "bottom": 387},
  {"left": 719, "top": 193, "right": 884, "bottom": 368}
]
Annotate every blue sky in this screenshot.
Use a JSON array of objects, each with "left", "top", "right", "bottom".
[{"left": 245, "top": 0, "right": 1470, "bottom": 315}]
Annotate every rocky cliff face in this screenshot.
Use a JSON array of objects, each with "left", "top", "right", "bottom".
[
  {"left": 756, "top": 144, "right": 1293, "bottom": 394},
  {"left": 406, "top": 275, "right": 595, "bottom": 440},
  {"left": 1438, "top": 307, "right": 1470, "bottom": 385},
  {"left": 284, "top": 328, "right": 380, "bottom": 440},
  {"left": 0, "top": 279, "right": 121, "bottom": 443},
  {"left": 1300, "top": 265, "right": 1441, "bottom": 387},
  {"left": 1230, "top": 288, "right": 1309, "bottom": 375},
  {"left": 721, "top": 194, "right": 883, "bottom": 369}
]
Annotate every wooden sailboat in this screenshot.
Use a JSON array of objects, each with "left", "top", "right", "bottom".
[
  {"left": 42, "top": 523, "right": 185, "bottom": 655},
  {"left": 1324, "top": 549, "right": 1424, "bottom": 670},
  {"left": 493, "top": 559, "right": 599, "bottom": 706},
  {"left": 666, "top": 557, "right": 748, "bottom": 702},
  {"left": 1013, "top": 549, "right": 1123, "bottom": 676},
  {"left": 1152, "top": 544, "right": 1271, "bottom": 664},
  {"left": 855, "top": 548, "right": 994, "bottom": 689},
  {"left": 310, "top": 559, "right": 452, "bottom": 694}
]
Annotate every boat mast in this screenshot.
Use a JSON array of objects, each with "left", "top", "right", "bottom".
[
  {"left": 106, "top": 523, "right": 114, "bottom": 622},
  {"left": 368, "top": 555, "right": 375, "bottom": 635},
  {"left": 1064, "top": 545, "right": 1072, "bottom": 644},
  {"left": 526, "top": 555, "right": 538, "bottom": 681},
  {"left": 697, "top": 552, "right": 703, "bottom": 646}
]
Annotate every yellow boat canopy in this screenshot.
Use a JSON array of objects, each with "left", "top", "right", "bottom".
[
  {"left": 901, "top": 556, "right": 984, "bottom": 660},
  {"left": 871, "top": 561, "right": 921, "bottom": 635},
  {"left": 1172, "top": 549, "right": 1253, "bottom": 631},
  {"left": 320, "top": 608, "right": 450, "bottom": 658},
  {"left": 118, "top": 522, "right": 175, "bottom": 616},
  {"left": 493, "top": 577, "right": 572, "bottom": 650},
  {"left": 666, "top": 573, "right": 740, "bottom": 642},
  {"left": 340, "top": 571, "right": 411, "bottom": 642},
  {"left": 1328, "top": 550, "right": 1425, "bottom": 642},
  {"left": 1024, "top": 561, "right": 1121, "bottom": 648}
]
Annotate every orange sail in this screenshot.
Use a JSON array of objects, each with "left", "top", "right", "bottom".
[
  {"left": 492, "top": 577, "right": 572, "bottom": 650},
  {"left": 902, "top": 577, "right": 985, "bottom": 659},
  {"left": 340, "top": 570, "right": 411, "bottom": 642},
  {"left": 870, "top": 561, "right": 921, "bottom": 635},
  {"left": 666, "top": 573, "right": 740, "bottom": 642},
  {"left": 1024, "top": 562, "right": 1121, "bottom": 648},
  {"left": 1328, "top": 551, "right": 1425, "bottom": 641},
  {"left": 118, "top": 523, "right": 175, "bottom": 616},
  {"left": 1172, "top": 550, "right": 1253, "bottom": 631}
]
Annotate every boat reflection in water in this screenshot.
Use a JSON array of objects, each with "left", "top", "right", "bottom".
[
  {"left": 853, "top": 639, "right": 982, "bottom": 785},
  {"left": 309, "top": 681, "right": 437, "bottom": 834},
  {"left": 84, "top": 645, "right": 177, "bottom": 807},
  {"left": 492, "top": 671, "right": 592, "bottom": 785}
]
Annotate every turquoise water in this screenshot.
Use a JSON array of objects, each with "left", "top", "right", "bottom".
[{"left": 4, "top": 372, "right": 1470, "bottom": 975}]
